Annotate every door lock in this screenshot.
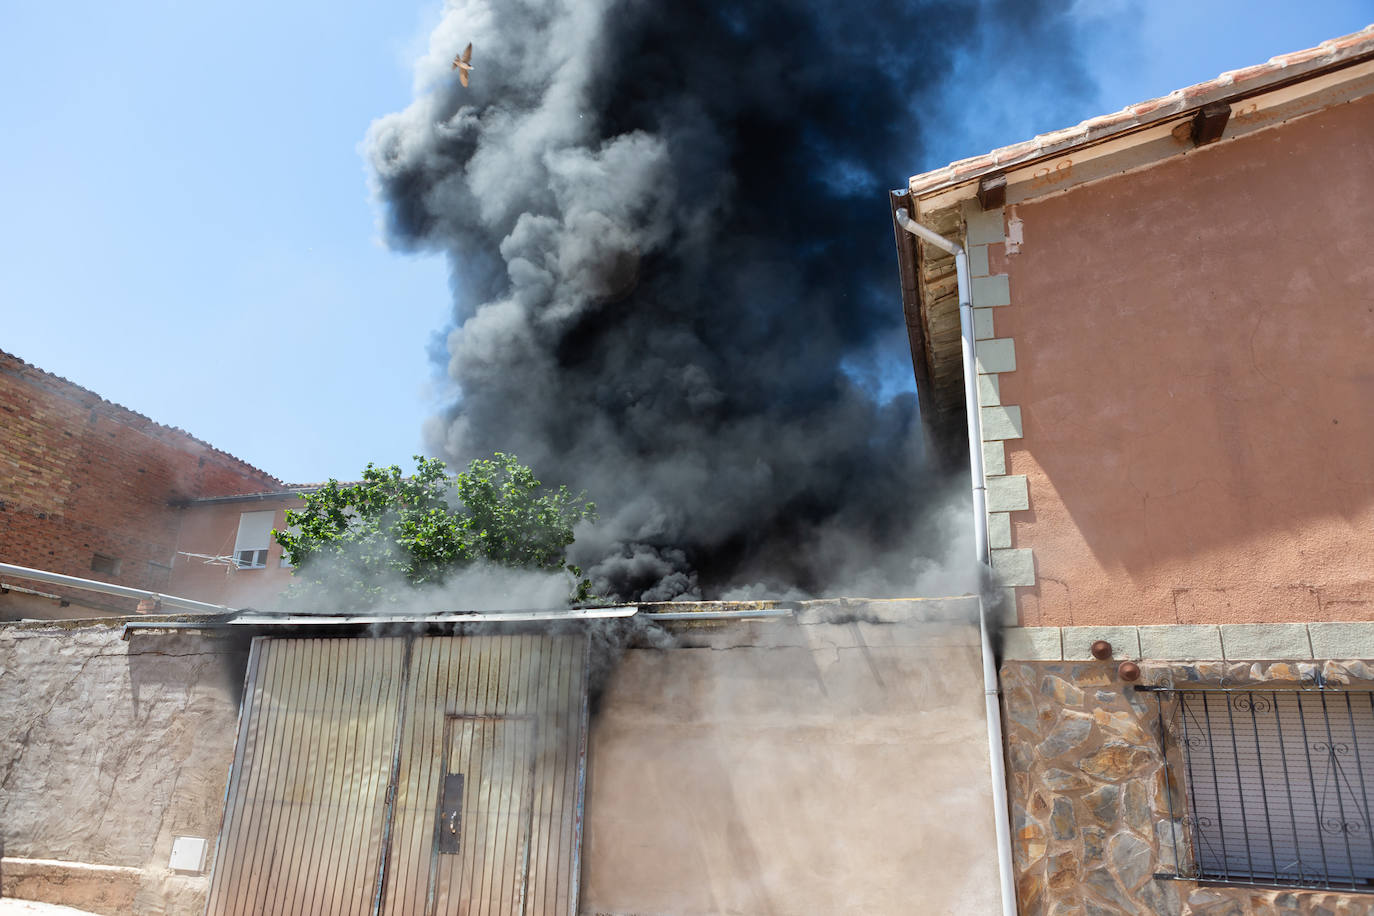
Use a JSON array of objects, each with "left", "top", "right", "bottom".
[{"left": 437, "top": 773, "right": 464, "bottom": 854}]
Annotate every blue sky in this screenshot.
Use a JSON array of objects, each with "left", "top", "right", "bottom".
[{"left": 2, "top": 1, "right": 1369, "bottom": 484}]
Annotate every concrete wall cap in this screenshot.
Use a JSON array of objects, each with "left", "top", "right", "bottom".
[
  {"left": 1220, "top": 623, "right": 1314, "bottom": 660},
  {"left": 1000, "top": 627, "right": 1063, "bottom": 660},
  {"left": 1062, "top": 626, "right": 1142, "bottom": 660},
  {"left": 1137, "top": 625, "right": 1224, "bottom": 660},
  {"left": 1309, "top": 622, "right": 1374, "bottom": 659}
]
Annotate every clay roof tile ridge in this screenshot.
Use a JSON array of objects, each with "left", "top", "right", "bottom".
[
  {"left": 905, "top": 25, "right": 1374, "bottom": 195},
  {"left": 0, "top": 348, "right": 283, "bottom": 487}
]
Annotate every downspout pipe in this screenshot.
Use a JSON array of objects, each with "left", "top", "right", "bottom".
[
  {"left": 894, "top": 208, "right": 989, "bottom": 557},
  {"left": 896, "top": 207, "right": 1015, "bottom": 916}
]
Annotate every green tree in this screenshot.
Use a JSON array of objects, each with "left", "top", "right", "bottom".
[{"left": 275, "top": 453, "right": 597, "bottom": 610}]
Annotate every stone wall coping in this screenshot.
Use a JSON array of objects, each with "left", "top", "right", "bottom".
[
  {"left": 0, "top": 856, "right": 145, "bottom": 877},
  {"left": 1002, "top": 622, "right": 1374, "bottom": 661}
]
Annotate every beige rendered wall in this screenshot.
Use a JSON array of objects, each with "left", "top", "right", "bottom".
[
  {"left": 1, "top": 606, "right": 999, "bottom": 915},
  {"left": 169, "top": 498, "right": 300, "bottom": 610},
  {"left": 994, "top": 93, "right": 1374, "bottom": 627},
  {"left": 581, "top": 601, "right": 1001, "bottom": 915},
  {"left": 0, "top": 622, "right": 246, "bottom": 915}
]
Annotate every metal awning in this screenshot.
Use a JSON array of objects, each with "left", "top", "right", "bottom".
[
  {"left": 119, "top": 604, "right": 799, "bottom": 637},
  {"left": 227, "top": 607, "right": 639, "bottom": 626}
]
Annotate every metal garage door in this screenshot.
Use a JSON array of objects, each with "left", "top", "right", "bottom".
[{"left": 204, "top": 634, "right": 590, "bottom": 916}]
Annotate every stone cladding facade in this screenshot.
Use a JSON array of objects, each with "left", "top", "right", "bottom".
[{"left": 1002, "top": 660, "right": 1374, "bottom": 915}]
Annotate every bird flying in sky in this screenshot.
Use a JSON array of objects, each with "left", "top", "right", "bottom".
[{"left": 451, "top": 43, "right": 474, "bottom": 87}]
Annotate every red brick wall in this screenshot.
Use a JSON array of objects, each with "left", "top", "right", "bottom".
[{"left": 0, "top": 351, "right": 281, "bottom": 603}]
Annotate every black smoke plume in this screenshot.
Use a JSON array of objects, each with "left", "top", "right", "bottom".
[{"left": 367, "top": 0, "right": 1089, "bottom": 601}]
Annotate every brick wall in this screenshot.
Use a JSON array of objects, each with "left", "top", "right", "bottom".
[{"left": 0, "top": 351, "right": 281, "bottom": 605}]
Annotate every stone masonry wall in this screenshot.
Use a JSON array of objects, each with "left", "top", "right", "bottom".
[
  {"left": 1003, "top": 660, "right": 1374, "bottom": 915},
  {"left": 0, "top": 620, "right": 248, "bottom": 914}
]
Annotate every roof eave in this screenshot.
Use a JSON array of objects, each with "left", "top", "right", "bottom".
[{"left": 907, "top": 25, "right": 1374, "bottom": 202}]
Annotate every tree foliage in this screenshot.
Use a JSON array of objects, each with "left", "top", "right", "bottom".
[{"left": 275, "top": 454, "right": 597, "bottom": 609}]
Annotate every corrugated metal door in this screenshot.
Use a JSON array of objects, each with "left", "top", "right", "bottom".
[
  {"left": 205, "top": 637, "right": 408, "bottom": 916},
  {"left": 205, "top": 634, "right": 589, "bottom": 916},
  {"left": 381, "top": 635, "right": 589, "bottom": 916}
]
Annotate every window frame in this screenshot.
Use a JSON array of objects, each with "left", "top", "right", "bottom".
[
  {"left": 1144, "top": 682, "right": 1374, "bottom": 893},
  {"left": 90, "top": 553, "right": 122, "bottom": 576},
  {"left": 233, "top": 510, "right": 277, "bottom": 571}
]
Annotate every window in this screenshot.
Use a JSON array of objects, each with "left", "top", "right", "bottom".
[
  {"left": 1149, "top": 685, "right": 1374, "bottom": 892},
  {"left": 90, "top": 554, "right": 121, "bottom": 576},
  {"left": 233, "top": 510, "right": 275, "bottom": 570}
]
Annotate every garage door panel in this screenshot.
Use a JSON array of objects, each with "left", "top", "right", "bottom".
[
  {"left": 206, "top": 634, "right": 588, "bottom": 916},
  {"left": 206, "top": 638, "right": 407, "bottom": 916}
]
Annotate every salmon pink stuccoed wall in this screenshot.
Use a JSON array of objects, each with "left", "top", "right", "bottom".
[
  {"left": 995, "top": 93, "right": 1374, "bottom": 627},
  {"left": 169, "top": 498, "right": 302, "bottom": 610}
]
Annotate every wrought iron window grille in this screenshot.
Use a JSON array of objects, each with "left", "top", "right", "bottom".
[{"left": 1141, "top": 677, "right": 1374, "bottom": 893}]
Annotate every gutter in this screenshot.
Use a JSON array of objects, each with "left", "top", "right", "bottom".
[
  {"left": 893, "top": 208, "right": 989, "bottom": 553},
  {"left": 906, "top": 31, "right": 1374, "bottom": 206},
  {"left": 120, "top": 606, "right": 640, "bottom": 638},
  {"left": 177, "top": 489, "right": 317, "bottom": 507},
  {"left": 0, "top": 561, "right": 235, "bottom": 615},
  {"left": 895, "top": 208, "right": 1016, "bottom": 916},
  {"left": 119, "top": 605, "right": 797, "bottom": 636}
]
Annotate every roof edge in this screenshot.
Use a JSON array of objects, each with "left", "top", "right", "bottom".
[
  {"left": 908, "top": 25, "right": 1374, "bottom": 198},
  {"left": 183, "top": 488, "right": 319, "bottom": 506},
  {"left": 0, "top": 348, "right": 283, "bottom": 488}
]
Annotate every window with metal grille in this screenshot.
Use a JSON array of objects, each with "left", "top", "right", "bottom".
[
  {"left": 90, "top": 553, "right": 121, "bottom": 576},
  {"left": 1146, "top": 685, "right": 1374, "bottom": 892}
]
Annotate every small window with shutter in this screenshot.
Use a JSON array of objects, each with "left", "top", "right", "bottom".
[
  {"left": 91, "top": 554, "right": 121, "bottom": 576},
  {"left": 1150, "top": 685, "right": 1374, "bottom": 892},
  {"left": 233, "top": 511, "right": 275, "bottom": 570}
]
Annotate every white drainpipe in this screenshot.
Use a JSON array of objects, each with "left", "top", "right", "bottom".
[{"left": 896, "top": 207, "right": 1016, "bottom": 916}]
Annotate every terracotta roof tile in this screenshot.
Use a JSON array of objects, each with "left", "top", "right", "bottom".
[
  {"left": 909, "top": 25, "right": 1374, "bottom": 196},
  {"left": 280, "top": 480, "right": 364, "bottom": 489},
  {"left": 0, "top": 348, "right": 282, "bottom": 487}
]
